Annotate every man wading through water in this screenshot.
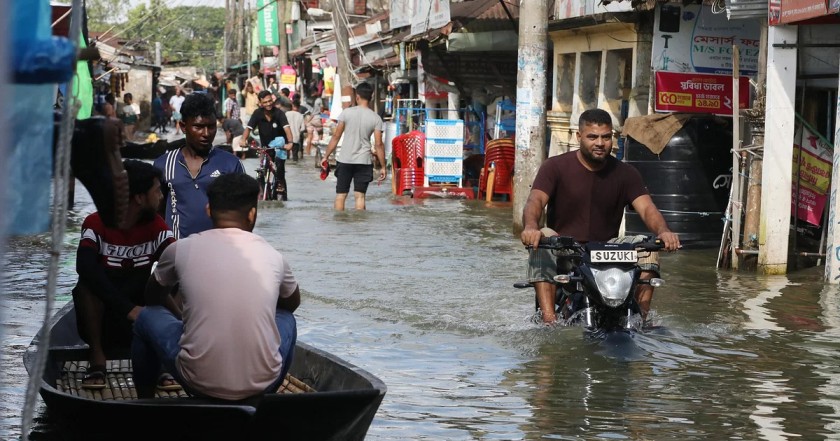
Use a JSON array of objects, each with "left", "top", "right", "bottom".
[{"left": 322, "top": 82, "right": 386, "bottom": 211}]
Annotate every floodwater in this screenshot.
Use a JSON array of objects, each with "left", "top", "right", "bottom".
[{"left": 3, "top": 155, "right": 840, "bottom": 440}]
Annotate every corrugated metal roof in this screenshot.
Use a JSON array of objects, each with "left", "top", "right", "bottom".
[
  {"left": 476, "top": 0, "right": 519, "bottom": 21},
  {"left": 724, "top": 0, "right": 768, "bottom": 20}
]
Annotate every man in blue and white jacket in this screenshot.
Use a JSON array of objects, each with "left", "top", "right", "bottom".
[{"left": 154, "top": 93, "right": 244, "bottom": 239}]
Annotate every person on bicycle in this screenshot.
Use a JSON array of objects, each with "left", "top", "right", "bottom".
[
  {"left": 240, "top": 90, "right": 294, "bottom": 201},
  {"left": 520, "top": 108, "right": 680, "bottom": 324}
]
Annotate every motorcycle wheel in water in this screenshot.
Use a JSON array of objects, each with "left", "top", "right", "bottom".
[{"left": 515, "top": 236, "right": 665, "bottom": 333}]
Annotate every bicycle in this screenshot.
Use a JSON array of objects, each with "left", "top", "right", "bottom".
[{"left": 250, "top": 139, "right": 278, "bottom": 201}]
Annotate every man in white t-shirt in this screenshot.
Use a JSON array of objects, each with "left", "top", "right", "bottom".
[
  {"left": 168, "top": 90, "right": 186, "bottom": 135},
  {"left": 284, "top": 100, "right": 306, "bottom": 161},
  {"left": 322, "top": 82, "right": 386, "bottom": 210},
  {"left": 131, "top": 173, "right": 300, "bottom": 400}
]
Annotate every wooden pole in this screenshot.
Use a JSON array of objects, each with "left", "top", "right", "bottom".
[
  {"left": 743, "top": 152, "right": 763, "bottom": 271},
  {"left": 741, "top": 21, "right": 767, "bottom": 272},
  {"left": 486, "top": 164, "right": 496, "bottom": 202},
  {"left": 730, "top": 45, "right": 742, "bottom": 270},
  {"left": 332, "top": 0, "right": 354, "bottom": 108}
]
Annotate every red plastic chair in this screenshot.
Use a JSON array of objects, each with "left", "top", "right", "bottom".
[
  {"left": 392, "top": 131, "right": 426, "bottom": 195},
  {"left": 479, "top": 139, "right": 515, "bottom": 200}
]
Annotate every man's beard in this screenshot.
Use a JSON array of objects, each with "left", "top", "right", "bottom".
[{"left": 581, "top": 147, "right": 609, "bottom": 163}]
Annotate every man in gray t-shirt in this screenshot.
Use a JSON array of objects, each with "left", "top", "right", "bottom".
[{"left": 322, "top": 82, "right": 386, "bottom": 211}]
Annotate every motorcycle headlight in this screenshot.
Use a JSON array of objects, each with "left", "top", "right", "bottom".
[{"left": 591, "top": 267, "right": 634, "bottom": 307}]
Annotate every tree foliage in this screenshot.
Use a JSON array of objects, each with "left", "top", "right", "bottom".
[
  {"left": 84, "top": 0, "right": 127, "bottom": 31},
  {"left": 88, "top": 1, "right": 226, "bottom": 72}
]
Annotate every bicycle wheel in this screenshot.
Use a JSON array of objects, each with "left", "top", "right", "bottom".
[
  {"left": 256, "top": 169, "right": 267, "bottom": 201},
  {"left": 266, "top": 166, "right": 277, "bottom": 201}
]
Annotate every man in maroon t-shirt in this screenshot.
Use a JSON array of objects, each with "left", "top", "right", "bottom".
[
  {"left": 72, "top": 160, "right": 177, "bottom": 389},
  {"left": 521, "top": 108, "right": 680, "bottom": 324}
]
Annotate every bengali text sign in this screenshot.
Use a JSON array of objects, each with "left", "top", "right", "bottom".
[
  {"left": 655, "top": 71, "right": 750, "bottom": 115},
  {"left": 791, "top": 124, "right": 833, "bottom": 225}
]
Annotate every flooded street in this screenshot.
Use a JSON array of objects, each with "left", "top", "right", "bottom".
[{"left": 3, "top": 157, "right": 840, "bottom": 440}]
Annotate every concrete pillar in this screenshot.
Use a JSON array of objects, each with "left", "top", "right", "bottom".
[
  {"left": 630, "top": 18, "right": 653, "bottom": 118},
  {"left": 447, "top": 91, "right": 459, "bottom": 120},
  {"left": 823, "top": 56, "right": 840, "bottom": 282},
  {"left": 758, "top": 25, "right": 797, "bottom": 274},
  {"left": 512, "top": 0, "right": 549, "bottom": 235},
  {"left": 546, "top": 110, "right": 572, "bottom": 157}
]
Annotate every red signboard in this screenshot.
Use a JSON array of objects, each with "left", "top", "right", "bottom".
[
  {"left": 769, "top": 0, "right": 833, "bottom": 25},
  {"left": 654, "top": 71, "right": 750, "bottom": 116}
]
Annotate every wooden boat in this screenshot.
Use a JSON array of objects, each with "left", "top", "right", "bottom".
[
  {"left": 24, "top": 302, "right": 386, "bottom": 440},
  {"left": 120, "top": 139, "right": 168, "bottom": 160}
]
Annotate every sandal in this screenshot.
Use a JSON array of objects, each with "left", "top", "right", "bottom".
[
  {"left": 81, "top": 365, "right": 107, "bottom": 390},
  {"left": 157, "top": 373, "right": 182, "bottom": 392}
]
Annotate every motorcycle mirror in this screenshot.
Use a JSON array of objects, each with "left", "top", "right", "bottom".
[
  {"left": 553, "top": 274, "right": 571, "bottom": 284},
  {"left": 649, "top": 278, "right": 665, "bottom": 287}
]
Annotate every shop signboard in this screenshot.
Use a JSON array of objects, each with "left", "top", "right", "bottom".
[
  {"left": 792, "top": 123, "right": 833, "bottom": 226},
  {"left": 654, "top": 71, "right": 749, "bottom": 116},
  {"left": 257, "top": 0, "right": 279, "bottom": 46},
  {"left": 652, "top": 3, "right": 760, "bottom": 75},
  {"left": 279, "top": 65, "right": 297, "bottom": 90},
  {"left": 769, "top": 0, "right": 836, "bottom": 25}
]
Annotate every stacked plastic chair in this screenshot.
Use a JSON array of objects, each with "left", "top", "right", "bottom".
[
  {"left": 391, "top": 131, "right": 426, "bottom": 196},
  {"left": 478, "top": 138, "right": 515, "bottom": 200}
]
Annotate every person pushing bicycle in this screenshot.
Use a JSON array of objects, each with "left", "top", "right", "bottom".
[{"left": 240, "top": 90, "right": 294, "bottom": 201}]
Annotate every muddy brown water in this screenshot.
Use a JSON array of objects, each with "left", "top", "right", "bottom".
[{"left": 3, "top": 157, "right": 840, "bottom": 440}]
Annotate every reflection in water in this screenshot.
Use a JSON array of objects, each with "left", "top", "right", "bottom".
[{"left": 742, "top": 277, "right": 789, "bottom": 331}]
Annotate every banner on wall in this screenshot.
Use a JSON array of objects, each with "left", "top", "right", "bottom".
[
  {"left": 555, "top": 0, "right": 633, "bottom": 20},
  {"left": 652, "top": 3, "right": 760, "bottom": 75},
  {"left": 654, "top": 71, "right": 750, "bottom": 115},
  {"left": 792, "top": 123, "right": 833, "bottom": 226},
  {"left": 410, "top": 0, "right": 451, "bottom": 35},
  {"left": 390, "top": 0, "right": 412, "bottom": 28},
  {"left": 769, "top": 0, "right": 837, "bottom": 25}
]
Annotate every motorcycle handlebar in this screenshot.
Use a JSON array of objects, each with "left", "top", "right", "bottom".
[{"left": 529, "top": 236, "right": 664, "bottom": 252}]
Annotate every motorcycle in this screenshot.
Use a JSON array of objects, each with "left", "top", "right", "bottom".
[{"left": 514, "top": 236, "right": 664, "bottom": 332}]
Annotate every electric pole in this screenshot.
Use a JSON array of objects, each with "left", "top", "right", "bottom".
[
  {"left": 332, "top": 0, "right": 354, "bottom": 108},
  {"left": 277, "top": 0, "right": 290, "bottom": 85},
  {"left": 236, "top": 0, "right": 244, "bottom": 67},
  {"left": 223, "top": 0, "right": 230, "bottom": 71},
  {"left": 512, "top": 0, "right": 548, "bottom": 235}
]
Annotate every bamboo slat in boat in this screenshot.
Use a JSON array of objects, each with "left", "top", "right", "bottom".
[{"left": 57, "top": 359, "right": 313, "bottom": 401}]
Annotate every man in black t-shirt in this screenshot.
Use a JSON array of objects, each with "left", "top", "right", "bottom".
[
  {"left": 520, "top": 108, "right": 680, "bottom": 324},
  {"left": 240, "top": 90, "right": 294, "bottom": 200}
]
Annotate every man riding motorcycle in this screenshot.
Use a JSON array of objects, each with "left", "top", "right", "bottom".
[{"left": 520, "top": 108, "right": 680, "bottom": 324}]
